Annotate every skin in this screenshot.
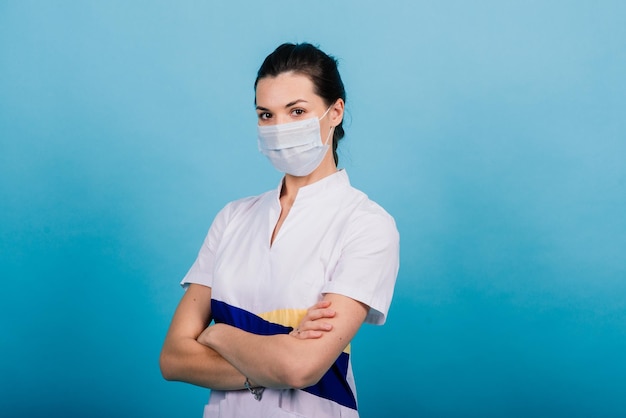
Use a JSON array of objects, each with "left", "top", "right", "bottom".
[
  {"left": 255, "top": 71, "right": 345, "bottom": 232},
  {"left": 160, "top": 71, "right": 368, "bottom": 391},
  {"left": 160, "top": 284, "right": 337, "bottom": 389}
]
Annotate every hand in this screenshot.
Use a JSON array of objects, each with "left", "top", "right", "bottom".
[
  {"left": 197, "top": 322, "right": 222, "bottom": 347},
  {"left": 290, "top": 300, "right": 336, "bottom": 339}
]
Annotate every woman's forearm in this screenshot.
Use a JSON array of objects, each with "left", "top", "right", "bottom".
[
  {"left": 160, "top": 283, "right": 258, "bottom": 390},
  {"left": 200, "top": 324, "right": 312, "bottom": 389},
  {"left": 200, "top": 294, "right": 367, "bottom": 390},
  {"left": 160, "top": 334, "right": 251, "bottom": 390}
]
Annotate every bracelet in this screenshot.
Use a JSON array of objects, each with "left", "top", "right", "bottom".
[{"left": 244, "top": 377, "right": 265, "bottom": 401}]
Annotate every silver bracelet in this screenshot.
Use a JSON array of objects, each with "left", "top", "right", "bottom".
[{"left": 244, "top": 377, "right": 265, "bottom": 401}]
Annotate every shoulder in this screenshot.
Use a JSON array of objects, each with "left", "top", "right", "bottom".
[
  {"left": 324, "top": 184, "right": 400, "bottom": 325},
  {"left": 214, "top": 189, "right": 275, "bottom": 223},
  {"left": 343, "top": 186, "right": 398, "bottom": 239}
]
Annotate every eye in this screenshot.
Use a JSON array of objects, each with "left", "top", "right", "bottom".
[
  {"left": 291, "top": 108, "right": 305, "bottom": 117},
  {"left": 258, "top": 112, "right": 272, "bottom": 121}
]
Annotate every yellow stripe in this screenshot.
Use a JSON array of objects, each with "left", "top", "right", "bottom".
[
  {"left": 258, "top": 308, "right": 306, "bottom": 328},
  {"left": 258, "top": 308, "right": 351, "bottom": 354}
]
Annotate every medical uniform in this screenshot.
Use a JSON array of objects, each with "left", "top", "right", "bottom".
[{"left": 182, "top": 170, "right": 399, "bottom": 418}]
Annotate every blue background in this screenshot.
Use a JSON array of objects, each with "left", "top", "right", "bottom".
[{"left": 1, "top": 1, "right": 625, "bottom": 417}]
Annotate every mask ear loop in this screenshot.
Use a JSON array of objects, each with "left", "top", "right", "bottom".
[
  {"left": 323, "top": 125, "right": 335, "bottom": 146},
  {"left": 320, "top": 104, "right": 335, "bottom": 145},
  {"left": 319, "top": 105, "right": 333, "bottom": 121}
]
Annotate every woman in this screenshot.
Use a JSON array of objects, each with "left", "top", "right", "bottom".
[{"left": 160, "top": 42, "right": 400, "bottom": 418}]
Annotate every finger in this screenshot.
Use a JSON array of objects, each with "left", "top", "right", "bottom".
[
  {"left": 289, "top": 326, "right": 327, "bottom": 338},
  {"left": 306, "top": 330, "right": 324, "bottom": 338},
  {"left": 298, "top": 330, "right": 324, "bottom": 339},
  {"left": 307, "top": 308, "right": 336, "bottom": 321},
  {"left": 320, "top": 322, "right": 333, "bottom": 331},
  {"left": 307, "top": 320, "right": 333, "bottom": 330},
  {"left": 300, "top": 320, "right": 333, "bottom": 332},
  {"left": 308, "top": 300, "right": 332, "bottom": 311}
]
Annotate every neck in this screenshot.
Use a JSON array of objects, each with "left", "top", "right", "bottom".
[{"left": 281, "top": 157, "right": 338, "bottom": 201}]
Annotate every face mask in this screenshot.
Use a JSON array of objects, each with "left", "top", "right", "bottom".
[{"left": 257, "top": 107, "right": 334, "bottom": 176}]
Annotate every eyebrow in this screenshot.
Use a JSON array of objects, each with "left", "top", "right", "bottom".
[{"left": 255, "top": 99, "right": 309, "bottom": 111}]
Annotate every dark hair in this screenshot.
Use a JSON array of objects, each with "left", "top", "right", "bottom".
[{"left": 255, "top": 43, "right": 346, "bottom": 165}]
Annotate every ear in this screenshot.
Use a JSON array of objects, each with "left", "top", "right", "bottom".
[{"left": 329, "top": 99, "right": 345, "bottom": 127}]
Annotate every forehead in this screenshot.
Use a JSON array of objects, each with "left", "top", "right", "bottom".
[{"left": 255, "top": 72, "right": 320, "bottom": 107}]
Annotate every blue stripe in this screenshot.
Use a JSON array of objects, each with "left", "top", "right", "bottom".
[
  {"left": 211, "top": 299, "right": 357, "bottom": 410},
  {"left": 302, "top": 351, "right": 356, "bottom": 409},
  {"left": 211, "top": 299, "right": 292, "bottom": 335}
]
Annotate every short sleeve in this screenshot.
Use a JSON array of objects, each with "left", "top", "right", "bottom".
[
  {"left": 180, "top": 203, "right": 232, "bottom": 288},
  {"left": 322, "top": 202, "right": 400, "bottom": 325}
]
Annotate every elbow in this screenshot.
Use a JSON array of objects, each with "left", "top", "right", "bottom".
[
  {"left": 159, "top": 349, "right": 178, "bottom": 381},
  {"left": 287, "top": 376, "right": 321, "bottom": 391},
  {"left": 287, "top": 370, "right": 325, "bottom": 390},
  {"left": 280, "top": 359, "right": 327, "bottom": 390}
]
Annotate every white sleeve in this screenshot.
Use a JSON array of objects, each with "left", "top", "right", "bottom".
[
  {"left": 322, "top": 202, "right": 400, "bottom": 325},
  {"left": 180, "top": 203, "right": 232, "bottom": 288}
]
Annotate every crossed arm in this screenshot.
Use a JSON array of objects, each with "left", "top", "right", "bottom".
[{"left": 159, "top": 283, "right": 368, "bottom": 390}]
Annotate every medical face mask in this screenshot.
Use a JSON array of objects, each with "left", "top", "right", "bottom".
[{"left": 257, "top": 107, "right": 334, "bottom": 176}]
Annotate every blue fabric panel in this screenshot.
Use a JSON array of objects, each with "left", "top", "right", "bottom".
[{"left": 210, "top": 299, "right": 357, "bottom": 410}]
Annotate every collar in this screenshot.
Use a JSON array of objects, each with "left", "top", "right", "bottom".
[{"left": 274, "top": 169, "right": 350, "bottom": 202}]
